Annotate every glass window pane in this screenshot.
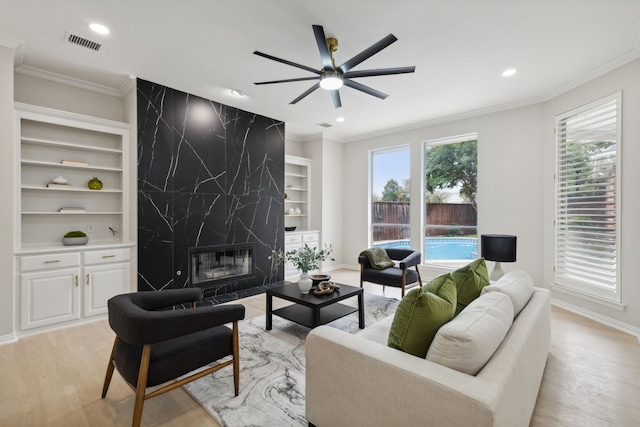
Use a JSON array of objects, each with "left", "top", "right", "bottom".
[
  {"left": 423, "top": 136, "right": 478, "bottom": 267},
  {"left": 370, "top": 146, "right": 411, "bottom": 248}
]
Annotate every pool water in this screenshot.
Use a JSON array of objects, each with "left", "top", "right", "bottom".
[{"left": 375, "top": 238, "right": 478, "bottom": 260}]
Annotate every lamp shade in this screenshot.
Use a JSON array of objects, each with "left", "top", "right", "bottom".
[{"left": 481, "top": 234, "right": 517, "bottom": 262}]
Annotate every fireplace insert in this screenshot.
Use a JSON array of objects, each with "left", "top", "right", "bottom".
[{"left": 189, "top": 243, "right": 255, "bottom": 288}]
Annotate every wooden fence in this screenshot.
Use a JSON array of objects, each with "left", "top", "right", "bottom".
[{"left": 372, "top": 202, "right": 477, "bottom": 240}]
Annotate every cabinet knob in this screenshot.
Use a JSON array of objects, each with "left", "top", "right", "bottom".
[
  {"left": 86, "top": 274, "right": 90, "bottom": 285},
  {"left": 44, "top": 260, "right": 61, "bottom": 264},
  {"left": 75, "top": 275, "right": 78, "bottom": 287},
  {"left": 102, "top": 255, "right": 116, "bottom": 259}
]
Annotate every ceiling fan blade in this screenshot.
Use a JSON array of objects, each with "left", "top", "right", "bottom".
[
  {"left": 313, "top": 25, "right": 334, "bottom": 70},
  {"left": 330, "top": 90, "right": 342, "bottom": 108},
  {"left": 255, "top": 76, "right": 319, "bottom": 85},
  {"left": 290, "top": 82, "right": 321, "bottom": 104},
  {"left": 343, "top": 79, "right": 388, "bottom": 100},
  {"left": 254, "top": 51, "right": 320, "bottom": 75},
  {"left": 344, "top": 66, "right": 416, "bottom": 79},
  {"left": 338, "top": 34, "right": 398, "bottom": 73}
]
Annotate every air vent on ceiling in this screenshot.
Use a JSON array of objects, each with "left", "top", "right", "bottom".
[
  {"left": 317, "top": 122, "right": 333, "bottom": 128},
  {"left": 65, "top": 32, "right": 102, "bottom": 51}
]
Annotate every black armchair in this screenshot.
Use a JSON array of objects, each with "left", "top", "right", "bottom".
[
  {"left": 358, "top": 248, "right": 423, "bottom": 297},
  {"left": 101, "top": 288, "right": 245, "bottom": 427}
]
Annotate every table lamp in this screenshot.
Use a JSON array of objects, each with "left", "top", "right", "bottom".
[{"left": 481, "top": 234, "right": 517, "bottom": 281}]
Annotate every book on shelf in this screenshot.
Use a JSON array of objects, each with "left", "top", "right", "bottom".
[
  {"left": 61, "top": 159, "right": 88, "bottom": 166},
  {"left": 47, "top": 183, "right": 72, "bottom": 189},
  {"left": 59, "top": 207, "right": 86, "bottom": 213}
]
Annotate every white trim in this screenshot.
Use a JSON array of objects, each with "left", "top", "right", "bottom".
[
  {"left": 0, "top": 33, "right": 24, "bottom": 63},
  {"left": 0, "top": 333, "right": 18, "bottom": 347},
  {"left": 552, "top": 282, "right": 625, "bottom": 311},
  {"left": 15, "top": 64, "right": 126, "bottom": 98},
  {"left": 551, "top": 299, "right": 639, "bottom": 339}
]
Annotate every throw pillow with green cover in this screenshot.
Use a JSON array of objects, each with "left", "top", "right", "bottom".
[
  {"left": 451, "top": 258, "right": 490, "bottom": 315},
  {"left": 387, "top": 273, "right": 457, "bottom": 357}
]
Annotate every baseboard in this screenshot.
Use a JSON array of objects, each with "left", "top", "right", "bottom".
[
  {"left": 0, "top": 332, "right": 18, "bottom": 347},
  {"left": 552, "top": 298, "right": 640, "bottom": 340}
]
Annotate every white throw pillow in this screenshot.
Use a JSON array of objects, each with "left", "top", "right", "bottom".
[
  {"left": 481, "top": 269, "right": 534, "bottom": 317},
  {"left": 426, "top": 292, "right": 513, "bottom": 375}
]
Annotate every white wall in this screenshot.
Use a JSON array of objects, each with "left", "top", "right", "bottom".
[
  {"left": 542, "top": 58, "right": 640, "bottom": 334},
  {"left": 0, "top": 46, "right": 15, "bottom": 341},
  {"left": 342, "top": 104, "right": 544, "bottom": 283},
  {"left": 14, "top": 74, "right": 124, "bottom": 121}
]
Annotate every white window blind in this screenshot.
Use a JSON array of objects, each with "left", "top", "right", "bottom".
[{"left": 555, "top": 93, "right": 620, "bottom": 301}]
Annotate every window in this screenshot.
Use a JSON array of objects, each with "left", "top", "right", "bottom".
[
  {"left": 554, "top": 93, "right": 620, "bottom": 302},
  {"left": 423, "top": 134, "right": 478, "bottom": 267},
  {"left": 370, "top": 146, "right": 411, "bottom": 248}
]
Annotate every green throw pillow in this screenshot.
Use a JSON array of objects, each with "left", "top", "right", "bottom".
[
  {"left": 451, "top": 258, "right": 490, "bottom": 315},
  {"left": 387, "top": 273, "right": 457, "bottom": 357}
]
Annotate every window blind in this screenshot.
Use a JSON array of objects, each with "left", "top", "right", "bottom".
[{"left": 555, "top": 95, "right": 620, "bottom": 298}]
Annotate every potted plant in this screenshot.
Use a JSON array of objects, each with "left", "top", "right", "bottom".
[
  {"left": 62, "top": 230, "right": 89, "bottom": 246},
  {"left": 270, "top": 243, "right": 334, "bottom": 293}
]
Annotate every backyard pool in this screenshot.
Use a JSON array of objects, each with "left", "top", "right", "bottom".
[{"left": 375, "top": 237, "right": 478, "bottom": 260}]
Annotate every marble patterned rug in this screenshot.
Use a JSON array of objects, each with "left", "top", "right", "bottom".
[{"left": 183, "top": 294, "right": 399, "bottom": 427}]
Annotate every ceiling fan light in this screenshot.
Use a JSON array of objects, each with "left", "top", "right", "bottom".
[{"left": 320, "top": 72, "right": 343, "bottom": 90}]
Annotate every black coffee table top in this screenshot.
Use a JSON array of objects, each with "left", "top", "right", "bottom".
[{"left": 267, "top": 281, "right": 363, "bottom": 307}]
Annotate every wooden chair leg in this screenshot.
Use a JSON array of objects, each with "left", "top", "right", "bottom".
[
  {"left": 415, "top": 265, "right": 423, "bottom": 287},
  {"left": 401, "top": 270, "right": 406, "bottom": 297},
  {"left": 102, "top": 337, "right": 119, "bottom": 398},
  {"left": 232, "top": 321, "right": 240, "bottom": 396},
  {"left": 132, "top": 344, "right": 151, "bottom": 427}
]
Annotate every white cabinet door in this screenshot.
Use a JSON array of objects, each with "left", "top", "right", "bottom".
[
  {"left": 84, "top": 262, "right": 131, "bottom": 317},
  {"left": 20, "top": 268, "right": 81, "bottom": 330}
]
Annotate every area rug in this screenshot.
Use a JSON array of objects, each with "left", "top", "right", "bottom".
[{"left": 183, "top": 294, "right": 399, "bottom": 427}]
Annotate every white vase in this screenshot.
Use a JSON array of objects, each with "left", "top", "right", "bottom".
[{"left": 298, "top": 271, "right": 313, "bottom": 294}]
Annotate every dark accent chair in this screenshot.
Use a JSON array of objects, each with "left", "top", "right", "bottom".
[
  {"left": 101, "top": 288, "right": 245, "bottom": 427},
  {"left": 358, "top": 248, "right": 423, "bottom": 297}
]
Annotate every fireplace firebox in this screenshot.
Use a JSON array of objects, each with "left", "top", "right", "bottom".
[{"left": 189, "top": 244, "right": 255, "bottom": 288}]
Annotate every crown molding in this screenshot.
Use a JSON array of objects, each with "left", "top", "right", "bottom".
[
  {"left": 15, "top": 64, "right": 126, "bottom": 98},
  {"left": 0, "top": 33, "right": 24, "bottom": 64}
]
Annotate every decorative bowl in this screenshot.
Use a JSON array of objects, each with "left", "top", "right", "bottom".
[
  {"left": 285, "top": 226, "right": 297, "bottom": 232},
  {"left": 62, "top": 236, "right": 89, "bottom": 246},
  {"left": 311, "top": 274, "right": 331, "bottom": 287}
]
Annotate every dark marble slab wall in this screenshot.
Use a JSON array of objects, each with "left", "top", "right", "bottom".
[{"left": 137, "top": 79, "right": 285, "bottom": 297}]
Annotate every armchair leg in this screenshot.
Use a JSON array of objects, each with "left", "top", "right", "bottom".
[
  {"left": 232, "top": 321, "right": 240, "bottom": 396},
  {"left": 415, "top": 265, "right": 423, "bottom": 287},
  {"left": 132, "top": 344, "right": 151, "bottom": 427},
  {"left": 401, "top": 271, "right": 406, "bottom": 297},
  {"left": 101, "top": 337, "right": 119, "bottom": 398}
]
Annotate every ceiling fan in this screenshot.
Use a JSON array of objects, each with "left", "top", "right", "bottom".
[{"left": 253, "top": 25, "right": 416, "bottom": 108}]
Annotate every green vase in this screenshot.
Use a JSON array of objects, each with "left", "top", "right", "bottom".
[{"left": 88, "top": 177, "right": 103, "bottom": 190}]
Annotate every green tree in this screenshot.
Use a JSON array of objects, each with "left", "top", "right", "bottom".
[
  {"left": 381, "top": 179, "right": 403, "bottom": 201},
  {"left": 425, "top": 140, "right": 477, "bottom": 210}
]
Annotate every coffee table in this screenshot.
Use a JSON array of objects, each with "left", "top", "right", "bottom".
[{"left": 266, "top": 281, "right": 364, "bottom": 330}]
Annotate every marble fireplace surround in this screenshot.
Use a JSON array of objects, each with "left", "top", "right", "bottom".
[{"left": 137, "top": 79, "right": 285, "bottom": 299}]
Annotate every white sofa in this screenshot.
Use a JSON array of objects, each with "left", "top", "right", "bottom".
[{"left": 305, "top": 273, "right": 551, "bottom": 427}]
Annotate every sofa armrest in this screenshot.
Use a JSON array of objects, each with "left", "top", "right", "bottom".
[{"left": 306, "top": 326, "right": 498, "bottom": 427}]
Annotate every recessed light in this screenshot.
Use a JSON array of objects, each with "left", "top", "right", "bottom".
[
  {"left": 89, "top": 23, "right": 110, "bottom": 35},
  {"left": 230, "top": 89, "right": 246, "bottom": 97},
  {"left": 502, "top": 68, "right": 517, "bottom": 77},
  {"left": 336, "top": 117, "right": 345, "bottom": 123}
]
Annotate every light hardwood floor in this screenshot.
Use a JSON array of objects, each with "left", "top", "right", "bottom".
[{"left": 1, "top": 269, "right": 638, "bottom": 426}]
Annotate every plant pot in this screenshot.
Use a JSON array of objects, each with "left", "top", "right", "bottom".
[
  {"left": 62, "top": 236, "right": 89, "bottom": 246},
  {"left": 298, "top": 271, "right": 313, "bottom": 294}
]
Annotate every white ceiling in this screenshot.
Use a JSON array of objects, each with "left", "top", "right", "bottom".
[{"left": 1, "top": 0, "right": 639, "bottom": 142}]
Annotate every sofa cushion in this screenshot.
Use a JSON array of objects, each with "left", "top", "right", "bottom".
[
  {"left": 481, "top": 269, "right": 534, "bottom": 317},
  {"left": 451, "top": 258, "right": 490, "bottom": 315},
  {"left": 387, "top": 273, "right": 457, "bottom": 358},
  {"left": 426, "top": 292, "right": 513, "bottom": 375}
]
